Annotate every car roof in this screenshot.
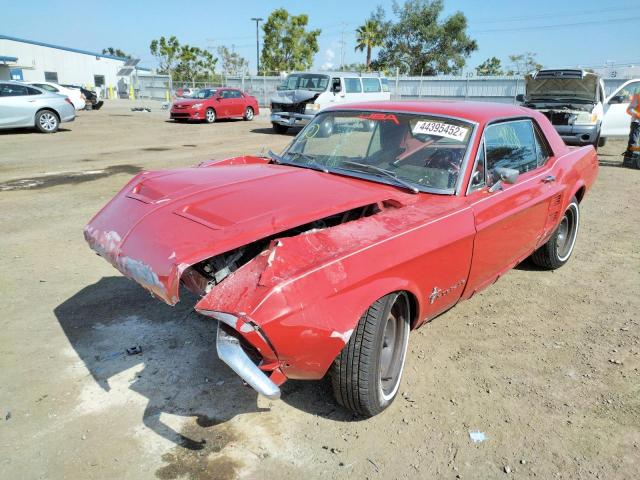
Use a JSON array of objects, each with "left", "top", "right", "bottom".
[{"left": 327, "top": 100, "right": 534, "bottom": 124}]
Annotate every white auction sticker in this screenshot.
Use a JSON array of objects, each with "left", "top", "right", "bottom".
[{"left": 412, "top": 121, "right": 469, "bottom": 141}]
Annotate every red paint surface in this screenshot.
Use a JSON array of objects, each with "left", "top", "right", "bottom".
[
  {"left": 85, "top": 101, "right": 598, "bottom": 384},
  {"left": 169, "top": 88, "right": 259, "bottom": 121}
]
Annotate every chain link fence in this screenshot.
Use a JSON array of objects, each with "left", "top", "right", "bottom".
[{"left": 135, "top": 72, "right": 633, "bottom": 106}]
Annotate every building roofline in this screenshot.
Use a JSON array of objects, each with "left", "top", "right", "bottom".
[{"left": 0, "top": 34, "right": 129, "bottom": 61}]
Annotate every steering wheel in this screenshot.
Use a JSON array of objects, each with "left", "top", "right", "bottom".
[{"left": 425, "top": 149, "right": 460, "bottom": 173}]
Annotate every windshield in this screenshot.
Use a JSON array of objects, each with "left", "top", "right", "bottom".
[
  {"left": 195, "top": 88, "right": 216, "bottom": 99},
  {"left": 278, "top": 74, "right": 329, "bottom": 92},
  {"left": 280, "top": 111, "right": 474, "bottom": 193}
]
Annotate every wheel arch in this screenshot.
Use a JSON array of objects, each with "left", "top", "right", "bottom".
[{"left": 572, "top": 183, "right": 586, "bottom": 204}]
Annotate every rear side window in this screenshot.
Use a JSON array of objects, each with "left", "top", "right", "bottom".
[
  {"left": 344, "top": 78, "right": 362, "bottom": 93},
  {"left": 362, "top": 78, "right": 381, "bottom": 93},
  {"left": 485, "top": 120, "right": 538, "bottom": 174},
  {"left": 0, "top": 83, "right": 29, "bottom": 96},
  {"left": 381, "top": 78, "right": 390, "bottom": 92},
  {"left": 229, "top": 90, "right": 243, "bottom": 98}
]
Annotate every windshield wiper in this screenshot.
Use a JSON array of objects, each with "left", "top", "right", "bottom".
[
  {"left": 268, "top": 150, "right": 329, "bottom": 173},
  {"left": 339, "top": 160, "right": 419, "bottom": 194}
]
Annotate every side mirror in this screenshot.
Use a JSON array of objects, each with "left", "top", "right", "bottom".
[
  {"left": 608, "top": 95, "right": 625, "bottom": 105},
  {"left": 515, "top": 94, "right": 525, "bottom": 102},
  {"left": 332, "top": 80, "right": 342, "bottom": 93},
  {"left": 488, "top": 167, "right": 519, "bottom": 192}
]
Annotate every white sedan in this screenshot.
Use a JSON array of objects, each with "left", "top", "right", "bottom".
[{"left": 27, "top": 82, "right": 86, "bottom": 110}]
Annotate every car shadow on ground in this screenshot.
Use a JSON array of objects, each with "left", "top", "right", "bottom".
[
  {"left": 54, "top": 276, "right": 355, "bottom": 452},
  {"left": 250, "top": 127, "right": 299, "bottom": 136},
  {"left": 54, "top": 276, "right": 274, "bottom": 451},
  {"left": 0, "top": 127, "right": 71, "bottom": 135}
]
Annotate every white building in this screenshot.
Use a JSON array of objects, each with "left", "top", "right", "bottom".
[{"left": 0, "top": 34, "right": 150, "bottom": 93}]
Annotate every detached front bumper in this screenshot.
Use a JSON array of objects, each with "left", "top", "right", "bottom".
[
  {"left": 270, "top": 111, "right": 314, "bottom": 127},
  {"left": 216, "top": 326, "right": 281, "bottom": 399},
  {"left": 554, "top": 124, "right": 599, "bottom": 146}
]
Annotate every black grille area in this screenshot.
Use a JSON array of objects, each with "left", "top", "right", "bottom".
[
  {"left": 543, "top": 111, "right": 572, "bottom": 126},
  {"left": 271, "top": 102, "right": 306, "bottom": 114}
]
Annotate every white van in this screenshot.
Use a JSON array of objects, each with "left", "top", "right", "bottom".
[
  {"left": 270, "top": 72, "right": 391, "bottom": 134},
  {"left": 600, "top": 78, "right": 640, "bottom": 143}
]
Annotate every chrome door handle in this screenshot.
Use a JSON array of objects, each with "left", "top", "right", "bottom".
[{"left": 542, "top": 175, "right": 556, "bottom": 183}]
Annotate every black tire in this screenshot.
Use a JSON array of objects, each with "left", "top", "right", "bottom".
[
  {"left": 330, "top": 292, "right": 410, "bottom": 417},
  {"left": 531, "top": 197, "right": 580, "bottom": 269},
  {"left": 597, "top": 136, "right": 607, "bottom": 148},
  {"left": 272, "top": 123, "right": 288, "bottom": 134},
  {"left": 243, "top": 106, "right": 255, "bottom": 121},
  {"left": 205, "top": 108, "right": 216, "bottom": 124},
  {"left": 35, "top": 109, "right": 59, "bottom": 133}
]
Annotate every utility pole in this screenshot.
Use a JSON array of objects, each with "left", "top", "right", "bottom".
[
  {"left": 339, "top": 22, "right": 347, "bottom": 70},
  {"left": 251, "top": 17, "right": 264, "bottom": 75}
]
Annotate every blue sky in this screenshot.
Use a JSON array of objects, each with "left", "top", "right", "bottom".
[{"left": 2, "top": 0, "right": 639, "bottom": 73}]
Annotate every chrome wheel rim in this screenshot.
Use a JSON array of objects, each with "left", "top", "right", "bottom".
[
  {"left": 557, "top": 203, "right": 579, "bottom": 261},
  {"left": 206, "top": 109, "right": 215, "bottom": 122},
  {"left": 378, "top": 297, "right": 409, "bottom": 401},
  {"left": 39, "top": 112, "right": 57, "bottom": 131},
  {"left": 245, "top": 108, "right": 253, "bottom": 120}
]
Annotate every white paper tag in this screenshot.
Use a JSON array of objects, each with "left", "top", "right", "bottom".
[{"left": 412, "top": 121, "right": 469, "bottom": 141}]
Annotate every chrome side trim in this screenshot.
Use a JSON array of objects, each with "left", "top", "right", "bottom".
[{"left": 216, "top": 324, "right": 281, "bottom": 400}]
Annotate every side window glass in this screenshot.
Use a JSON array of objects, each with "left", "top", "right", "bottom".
[
  {"left": 344, "top": 78, "right": 362, "bottom": 93},
  {"left": 381, "top": 78, "right": 390, "bottom": 92},
  {"left": 485, "top": 120, "right": 538, "bottom": 175},
  {"left": 469, "top": 141, "right": 486, "bottom": 191},
  {"left": 362, "top": 78, "right": 381, "bottom": 93},
  {"left": 617, "top": 82, "right": 640, "bottom": 101},
  {"left": 533, "top": 123, "right": 551, "bottom": 167},
  {"left": 231, "top": 90, "right": 242, "bottom": 98},
  {"left": 0, "top": 84, "right": 29, "bottom": 96},
  {"left": 27, "top": 87, "right": 42, "bottom": 95}
]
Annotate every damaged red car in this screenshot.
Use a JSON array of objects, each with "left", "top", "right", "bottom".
[{"left": 85, "top": 101, "right": 598, "bottom": 416}]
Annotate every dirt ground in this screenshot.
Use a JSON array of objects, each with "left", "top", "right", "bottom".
[{"left": 0, "top": 100, "right": 638, "bottom": 480}]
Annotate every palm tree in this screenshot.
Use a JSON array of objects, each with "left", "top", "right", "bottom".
[{"left": 355, "top": 19, "right": 384, "bottom": 70}]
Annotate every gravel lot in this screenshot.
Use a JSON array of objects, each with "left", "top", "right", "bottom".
[{"left": 0, "top": 100, "right": 638, "bottom": 480}]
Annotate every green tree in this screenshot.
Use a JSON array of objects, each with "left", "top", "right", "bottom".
[
  {"left": 355, "top": 15, "right": 386, "bottom": 70},
  {"left": 102, "top": 47, "right": 131, "bottom": 59},
  {"left": 374, "top": 0, "right": 477, "bottom": 75},
  {"left": 507, "top": 52, "right": 543, "bottom": 75},
  {"left": 261, "top": 8, "right": 321, "bottom": 73},
  {"left": 174, "top": 46, "right": 217, "bottom": 84},
  {"left": 475, "top": 57, "right": 504, "bottom": 76},
  {"left": 217, "top": 46, "right": 249, "bottom": 76},
  {"left": 150, "top": 36, "right": 180, "bottom": 77},
  {"left": 340, "top": 62, "right": 367, "bottom": 72}
]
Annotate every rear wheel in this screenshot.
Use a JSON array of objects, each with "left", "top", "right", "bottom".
[
  {"left": 205, "top": 108, "right": 216, "bottom": 124},
  {"left": 272, "top": 122, "right": 288, "bottom": 134},
  {"left": 35, "top": 110, "right": 59, "bottom": 133},
  {"left": 330, "top": 292, "right": 410, "bottom": 417},
  {"left": 243, "top": 106, "right": 254, "bottom": 121},
  {"left": 531, "top": 197, "right": 579, "bottom": 269}
]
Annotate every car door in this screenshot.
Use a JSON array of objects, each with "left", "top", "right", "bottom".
[
  {"left": 601, "top": 80, "right": 640, "bottom": 137},
  {"left": 228, "top": 90, "right": 245, "bottom": 116},
  {"left": 216, "top": 90, "right": 234, "bottom": 118},
  {"left": 0, "top": 83, "right": 37, "bottom": 127},
  {"left": 464, "top": 119, "right": 560, "bottom": 295}
]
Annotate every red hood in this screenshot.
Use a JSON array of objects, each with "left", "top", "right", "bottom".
[
  {"left": 172, "top": 98, "right": 204, "bottom": 107},
  {"left": 85, "top": 158, "right": 411, "bottom": 305}
]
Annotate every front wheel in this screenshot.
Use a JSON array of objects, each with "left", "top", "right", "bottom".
[
  {"left": 205, "top": 108, "right": 216, "bottom": 124},
  {"left": 35, "top": 110, "right": 59, "bottom": 133},
  {"left": 330, "top": 292, "right": 410, "bottom": 417},
  {"left": 243, "top": 106, "right": 254, "bottom": 121},
  {"left": 531, "top": 197, "right": 580, "bottom": 269}
]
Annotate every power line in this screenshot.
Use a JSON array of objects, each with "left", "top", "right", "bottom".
[{"left": 472, "top": 15, "right": 640, "bottom": 34}]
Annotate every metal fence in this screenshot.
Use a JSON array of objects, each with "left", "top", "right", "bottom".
[{"left": 137, "top": 73, "right": 633, "bottom": 106}]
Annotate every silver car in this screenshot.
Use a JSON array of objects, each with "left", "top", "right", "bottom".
[{"left": 0, "top": 81, "right": 76, "bottom": 133}]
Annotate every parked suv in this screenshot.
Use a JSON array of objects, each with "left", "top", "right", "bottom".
[
  {"left": 270, "top": 72, "right": 390, "bottom": 133},
  {"left": 0, "top": 81, "right": 75, "bottom": 133}
]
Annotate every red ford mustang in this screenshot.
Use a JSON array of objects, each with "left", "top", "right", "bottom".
[
  {"left": 170, "top": 87, "right": 259, "bottom": 123},
  {"left": 85, "top": 101, "right": 598, "bottom": 416}
]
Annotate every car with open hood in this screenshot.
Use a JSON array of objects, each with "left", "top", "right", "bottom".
[
  {"left": 85, "top": 101, "right": 598, "bottom": 416},
  {"left": 517, "top": 69, "right": 606, "bottom": 147},
  {"left": 170, "top": 87, "right": 259, "bottom": 123}
]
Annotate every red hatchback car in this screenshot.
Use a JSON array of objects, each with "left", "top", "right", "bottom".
[{"left": 170, "top": 87, "right": 259, "bottom": 123}]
